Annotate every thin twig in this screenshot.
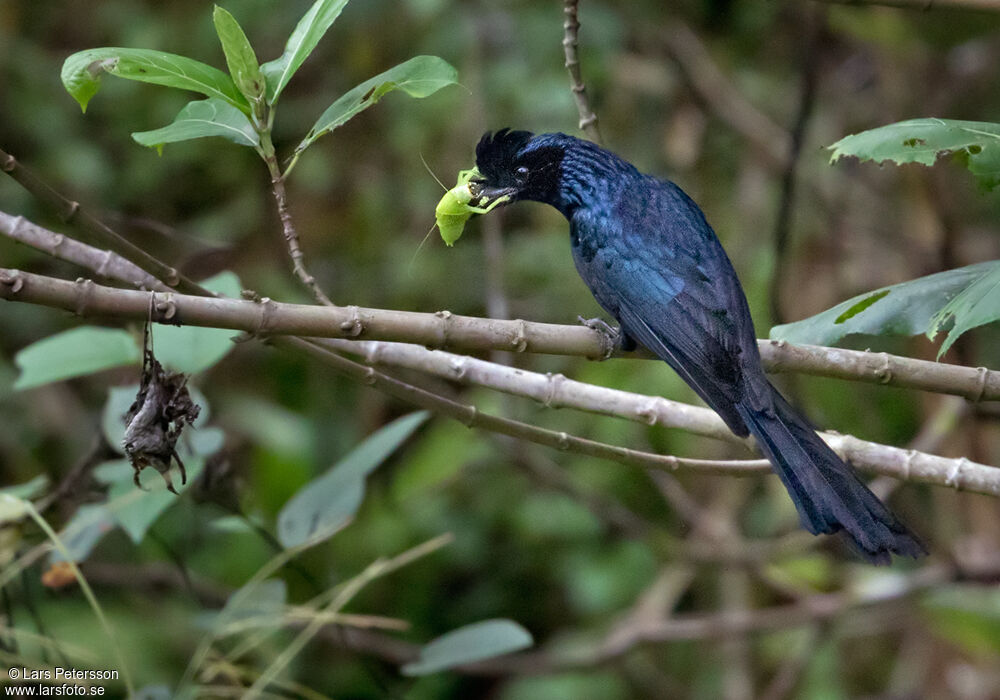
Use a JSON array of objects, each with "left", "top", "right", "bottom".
[
  {"left": 283, "top": 335, "right": 768, "bottom": 475},
  {"left": 259, "top": 131, "right": 333, "bottom": 306},
  {"left": 769, "top": 11, "right": 822, "bottom": 326},
  {"left": 0, "top": 211, "right": 171, "bottom": 292},
  {"left": 563, "top": 0, "right": 602, "bottom": 143}
]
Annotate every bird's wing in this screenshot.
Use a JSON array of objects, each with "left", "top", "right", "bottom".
[{"left": 604, "top": 183, "right": 759, "bottom": 434}]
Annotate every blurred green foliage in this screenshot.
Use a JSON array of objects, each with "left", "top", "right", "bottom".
[{"left": 2, "top": 0, "right": 1000, "bottom": 698}]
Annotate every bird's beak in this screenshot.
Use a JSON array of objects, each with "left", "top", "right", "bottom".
[{"left": 469, "top": 180, "right": 518, "bottom": 208}]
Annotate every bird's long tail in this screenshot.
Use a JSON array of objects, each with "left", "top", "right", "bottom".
[{"left": 736, "top": 384, "right": 926, "bottom": 564}]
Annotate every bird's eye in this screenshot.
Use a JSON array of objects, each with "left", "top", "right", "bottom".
[{"left": 515, "top": 165, "right": 529, "bottom": 182}]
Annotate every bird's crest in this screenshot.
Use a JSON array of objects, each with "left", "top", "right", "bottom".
[{"left": 475, "top": 128, "right": 534, "bottom": 182}]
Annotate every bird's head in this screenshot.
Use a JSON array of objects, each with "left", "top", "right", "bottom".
[{"left": 470, "top": 129, "right": 572, "bottom": 211}]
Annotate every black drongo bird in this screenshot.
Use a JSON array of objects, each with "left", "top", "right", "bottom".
[{"left": 469, "top": 129, "right": 925, "bottom": 564}]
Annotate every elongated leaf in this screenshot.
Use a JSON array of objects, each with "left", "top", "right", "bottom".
[
  {"left": 61, "top": 47, "right": 247, "bottom": 113},
  {"left": 296, "top": 56, "right": 458, "bottom": 154},
  {"left": 14, "top": 327, "right": 140, "bottom": 390},
  {"left": 213, "top": 6, "right": 265, "bottom": 105},
  {"left": 770, "top": 261, "right": 999, "bottom": 347},
  {"left": 830, "top": 118, "right": 1000, "bottom": 191},
  {"left": 277, "top": 411, "right": 429, "bottom": 548},
  {"left": 100, "top": 456, "right": 207, "bottom": 543},
  {"left": 401, "top": 619, "right": 533, "bottom": 676},
  {"left": 151, "top": 271, "right": 243, "bottom": 373},
  {"left": 50, "top": 504, "right": 117, "bottom": 562},
  {"left": 930, "top": 262, "right": 1000, "bottom": 357},
  {"left": 260, "top": 0, "right": 350, "bottom": 103},
  {"left": 132, "top": 98, "right": 259, "bottom": 151}
]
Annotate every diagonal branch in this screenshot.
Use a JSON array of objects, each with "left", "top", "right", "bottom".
[
  {"left": 562, "top": 0, "right": 602, "bottom": 143},
  {"left": 0, "top": 146, "right": 211, "bottom": 297}
]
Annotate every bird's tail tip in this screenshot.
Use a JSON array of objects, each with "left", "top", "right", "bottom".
[{"left": 737, "top": 391, "right": 927, "bottom": 565}]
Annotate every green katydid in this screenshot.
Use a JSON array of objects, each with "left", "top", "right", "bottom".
[{"left": 435, "top": 167, "right": 510, "bottom": 246}]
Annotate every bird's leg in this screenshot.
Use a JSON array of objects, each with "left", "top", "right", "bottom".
[{"left": 577, "top": 316, "right": 636, "bottom": 358}]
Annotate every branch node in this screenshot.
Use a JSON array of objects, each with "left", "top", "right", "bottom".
[
  {"left": 73, "top": 277, "right": 95, "bottom": 316},
  {"left": 462, "top": 404, "right": 478, "bottom": 427},
  {"left": 557, "top": 431, "right": 571, "bottom": 450},
  {"left": 0, "top": 152, "right": 14, "bottom": 172},
  {"left": 163, "top": 267, "right": 181, "bottom": 288},
  {"left": 434, "top": 310, "right": 453, "bottom": 348},
  {"left": 362, "top": 366, "right": 377, "bottom": 386},
  {"left": 511, "top": 319, "right": 529, "bottom": 352},
  {"left": 448, "top": 355, "right": 468, "bottom": 380},
  {"left": 365, "top": 340, "right": 385, "bottom": 365},
  {"left": 637, "top": 399, "right": 660, "bottom": 426},
  {"left": 972, "top": 366, "right": 989, "bottom": 402},
  {"left": 340, "top": 305, "right": 363, "bottom": 337},
  {"left": 154, "top": 293, "right": 177, "bottom": 322},
  {"left": 0, "top": 270, "right": 24, "bottom": 293},
  {"left": 903, "top": 449, "right": 916, "bottom": 481},
  {"left": 95, "top": 248, "right": 115, "bottom": 278},
  {"left": 875, "top": 353, "right": 894, "bottom": 384},
  {"left": 63, "top": 200, "right": 81, "bottom": 224},
  {"left": 543, "top": 372, "right": 566, "bottom": 407},
  {"left": 945, "top": 456, "right": 968, "bottom": 490}
]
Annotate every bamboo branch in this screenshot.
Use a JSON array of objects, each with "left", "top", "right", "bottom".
[
  {"left": 0, "top": 211, "right": 170, "bottom": 292},
  {"left": 284, "top": 336, "right": 769, "bottom": 476},
  {"left": 1, "top": 262, "right": 997, "bottom": 493},
  {"left": 562, "top": 0, "right": 602, "bottom": 143},
  {"left": 1, "top": 262, "right": 998, "bottom": 401}
]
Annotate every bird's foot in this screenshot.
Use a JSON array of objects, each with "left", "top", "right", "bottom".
[{"left": 577, "top": 316, "right": 636, "bottom": 359}]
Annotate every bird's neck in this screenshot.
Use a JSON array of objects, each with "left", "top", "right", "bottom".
[{"left": 544, "top": 144, "right": 640, "bottom": 220}]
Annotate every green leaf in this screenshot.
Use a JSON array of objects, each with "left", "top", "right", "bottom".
[
  {"left": 99, "top": 457, "right": 206, "bottom": 544},
  {"left": 51, "top": 504, "right": 117, "bottom": 563},
  {"left": 929, "top": 263, "right": 1000, "bottom": 357},
  {"left": 0, "top": 476, "right": 50, "bottom": 501},
  {"left": 922, "top": 585, "right": 1000, "bottom": 656},
  {"left": 61, "top": 47, "right": 247, "bottom": 113},
  {"left": 770, "top": 261, "right": 999, "bottom": 348},
  {"left": 132, "top": 98, "right": 259, "bottom": 151},
  {"left": 260, "top": 0, "right": 350, "bottom": 103},
  {"left": 296, "top": 56, "right": 458, "bottom": 154},
  {"left": 277, "top": 411, "right": 429, "bottom": 548},
  {"left": 0, "top": 494, "right": 31, "bottom": 526},
  {"left": 212, "top": 6, "right": 265, "bottom": 105},
  {"left": 830, "top": 118, "right": 1000, "bottom": 191},
  {"left": 14, "top": 327, "right": 140, "bottom": 390},
  {"left": 152, "top": 271, "right": 243, "bottom": 373},
  {"left": 222, "top": 579, "right": 287, "bottom": 623},
  {"left": 401, "top": 619, "right": 533, "bottom": 676}
]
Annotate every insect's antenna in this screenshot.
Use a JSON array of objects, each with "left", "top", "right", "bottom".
[
  {"left": 419, "top": 152, "right": 448, "bottom": 192},
  {"left": 407, "top": 221, "right": 439, "bottom": 277}
]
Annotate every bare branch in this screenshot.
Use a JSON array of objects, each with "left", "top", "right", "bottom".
[
  {"left": 563, "top": 0, "right": 602, "bottom": 143},
  {"left": 1, "top": 261, "right": 998, "bottom": 401},
  {"left": 282, "top": 336, "right": 769, "bottom": 476},
  {"left": 266, "top": 161, "right": 333, "bottom": 307}
]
